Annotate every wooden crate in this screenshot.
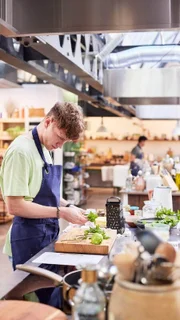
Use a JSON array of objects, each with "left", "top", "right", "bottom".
[{"left": 29, "top": 108, "right": 45, "bottom": 117}]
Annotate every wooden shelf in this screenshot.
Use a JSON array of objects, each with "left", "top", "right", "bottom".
[
  {"left": 0, "top": 118, "right": 25, "bottom": 123},
  {"left": 0, "top": 136, "right": 13, "bottom": 141},
  {"left": 85, "top": 139, "right": 179, "bottom": 142},
  {"left": 0, "top": 118, "right": 25, "bottom": 149}
]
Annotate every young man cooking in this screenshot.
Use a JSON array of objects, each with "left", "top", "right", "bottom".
[{"left": 0, "top": 102, "right": 87, "bottom": 306}]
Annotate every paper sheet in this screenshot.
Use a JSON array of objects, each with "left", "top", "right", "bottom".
[{"left": 33, "top": 252, "right": 104, "bottom": 266}]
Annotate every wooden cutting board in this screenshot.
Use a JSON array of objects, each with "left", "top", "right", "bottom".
[{"left": 55, "top": 228, "right": 117, "bottom": 254}]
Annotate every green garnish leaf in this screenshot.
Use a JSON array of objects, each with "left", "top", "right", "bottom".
[
  {"left": 91, "top": 233, "right": 103, "bottom": 245},
  {"left": 87, "top": 211, "right": 98, "bottom": 222},
  {"left": 83, "top": 225, "right": 110, "bottom": 244},
  {"left": 155, "top": 207, "right": 180, "bottom": 227}
]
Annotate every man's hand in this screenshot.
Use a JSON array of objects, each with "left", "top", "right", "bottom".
[
  {"left": 61, "top": 207, "right": 87, "bottom": 225},
  {"left": 70, "top": 205, "right": 86, "bottom": 215}
]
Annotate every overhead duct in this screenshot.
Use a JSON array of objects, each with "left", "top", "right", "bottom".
[
  {"left": 104, "top": 68, "right": 180, "bottom": 99},
  {"left": 96, "top": 34, "right": 124, "bottom": 61},
  {"left": 0, "top": 62, "right": 20, "bottom": 88},
  {"left": 104, "top": 45, "right": 180, "bottom": 69},
  {"left": 136, "top": 105, "right": 180, "bottom": 120},
  {"left": 0, "top": 0, "right": 180, "bottom": 36},
  {"left": 117, "top": 98, "right": 180, "bottom": 105},
  {"left": 104, "top": 68, "right": 180, "bottom": 119}
]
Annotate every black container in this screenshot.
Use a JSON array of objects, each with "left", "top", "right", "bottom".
[{"left": 106, "top": 197, "right": 125, "bottom": 234}]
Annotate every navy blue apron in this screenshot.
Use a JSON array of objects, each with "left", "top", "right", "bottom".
[{"left": 11, "top": 126, "right": 62, "bottom": 307}]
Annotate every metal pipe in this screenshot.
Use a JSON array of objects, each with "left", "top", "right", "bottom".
[
  {"left": 96, "top": 34, "right": 124, "bottom": 61},
  {"left": 105, "top": 45, "right": 180, "bottom": 68}
]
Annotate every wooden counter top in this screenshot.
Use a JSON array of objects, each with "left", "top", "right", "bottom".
[{"left": 120, "top": 190, "right": 180, "bottom": 196}]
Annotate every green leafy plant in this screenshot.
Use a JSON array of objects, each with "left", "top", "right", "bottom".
[
  {"left": 91, "top": 233, "right": 103, "bottom": 245},
  {"left": 87, "top": 211, "right": 98, "bottom": 222},
  {"left": 155, "top": 208, "right": 180, "bottom": 227},
  {"left": 84, "top": 225, "right": 110, "bottom": 242},
  {"left": 6, "top": 126, "right": 24, "bottom": 138}
]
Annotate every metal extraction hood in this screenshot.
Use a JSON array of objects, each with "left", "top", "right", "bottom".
[
  {"left": 136, "top": 105, "right": 180, "bottom": 120},
  {"left": 1, "top": 0, "right": 180, "bottom": 36},
  {"left": 0, "top": 62, "right": 20, "bottom": 88},
  {"left": 104, "top": 68, "right": 180, "bottom": 119},
  {"left": 104, "top": 68, "right": 180, "bottom": 100}
]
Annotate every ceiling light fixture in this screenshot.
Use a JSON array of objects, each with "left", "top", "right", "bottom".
[
  {"left": 172, "top": 119, "right": 180, "bottom": 136},
  {"left": 96, "top": 117, "right": 108, "bottom": 133}
]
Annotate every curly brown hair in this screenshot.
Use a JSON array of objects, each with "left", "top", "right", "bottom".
[{"left": 46, "top": 102, "right": 85, "bottom": 140}]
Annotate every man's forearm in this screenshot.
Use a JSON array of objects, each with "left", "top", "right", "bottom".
[{"left": 5, "top": 196, "right": 69, "bottom": 219}]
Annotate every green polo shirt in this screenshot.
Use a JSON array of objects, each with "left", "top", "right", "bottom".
[{"left": 0, "top": 134, "right": 52, "bottom": 256}]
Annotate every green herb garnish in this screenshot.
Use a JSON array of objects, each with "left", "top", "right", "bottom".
[
  {"left": 87, "top": 211, "right": 98, "bottom": 222},
  {"left": 91, "top": 233, "right": 103, "bottom": 245},
  {"left": 155, "top": 208, "right": 180, "bottom": 227},
  {"left": 84, "top": 224, "right": 110, "bottom": 243}
]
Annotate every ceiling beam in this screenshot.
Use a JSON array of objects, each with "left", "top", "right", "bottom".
[
  {"left": 25, "top": 34, "right": 103, "bottom": 92},
  {"left": 0, "top": 48, "right": 94, "bottom": 102},
  {"left": 0, "top": 36, "right": 133, "bottom": 117}
]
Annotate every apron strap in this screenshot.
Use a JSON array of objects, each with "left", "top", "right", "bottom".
[{"left": 32, "top": 127, "right": 48, "bottom": 165}]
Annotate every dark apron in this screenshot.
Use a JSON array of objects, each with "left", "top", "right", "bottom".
[{"left": 11, "top": 126, "right": 62, "bottom": 307}]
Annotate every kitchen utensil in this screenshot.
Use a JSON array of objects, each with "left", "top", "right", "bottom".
[
  {"left": 153, "top": 186, "right": 173, "bottom": 210},
  {"left": 135, "top": 229, "right": 162, "bottom": 254},
  {"left": 155, "top": 242, "right": 176, "bottom": 263},
  {"left": 55, "top": 228, "right": 117, "bottom": 254},
  {"left": 133, "top": 243, "right": 177, "bottom": 285},
  {"left": 113, "top": 253, "right": 136, "bottom": 281},
  {"left": 106, "top": 197, "right": 125, "bottom": 234},
  {"left": 147, "top": 262, "right": 180, "bottom": 283},
  {"left": 16, "top": 263, "right": 114, "bottom": 313},
  {"left": 160, "top": 168, "right": 178, "bottom": 192}
]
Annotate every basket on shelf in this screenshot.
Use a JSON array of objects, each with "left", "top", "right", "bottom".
[{"left": 28, "top": 108, "right": 45, "bottom": 117}]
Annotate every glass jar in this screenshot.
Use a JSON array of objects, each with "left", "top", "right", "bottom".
[
  {"left": 125, "top": 173, "right": 133, "bottom": 191},
  {"left": 145, "top": 223, "right": 170, "bottom": 241},
  {"left": 142, "top": 200, "right": 161, "bottom": 218}
]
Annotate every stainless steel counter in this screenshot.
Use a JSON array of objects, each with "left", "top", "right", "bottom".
[{"left": 1, "top": 227, "right": 179, "bottom": 300}]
